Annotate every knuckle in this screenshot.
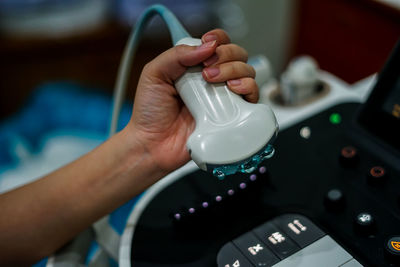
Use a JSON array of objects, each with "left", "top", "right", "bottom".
[
  {"left": 142, "top": 61, "right": 154, "bottom": 74},
  {"left": 228, "top": 63, "right": 239, "bottom": 76},
  {"left": 251, "top": 81, "right": 260, "bottom": 101},
  {"left": 215, "top": 46, "right": 223, "bottom": 57},
  {"left": 229, "top": 44, "right": 248, "bottom": 61},
  {"left": 174, "top": 44, "right": 187, "bottom": 57},
  {"left": 215, "top": 45, "right": 233, "bottom": 61},
  {"left": 225, "top": 45, "right": 236, "bottom": 60},
  {"left": 215, "top": 43, "right": 249, "bottom": 63},
  {"left": 251, "top": 78, "right": 258, "bottom": 89},
  {"left": 243, "top": 49, "right": 249, "bottom": 62},
  {"left": 224, "top": 62, "right": 252, "bottom": 78},
  {"left": 237, "top": 62, "right": 251, "bottom": 77},
  {"left": 248, "top": 65, "right": 256, "bottom": 78}
]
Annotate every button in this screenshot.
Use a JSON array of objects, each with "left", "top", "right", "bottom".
[
  {"left": 252, "top": 222, "right": 299, "bottom": 260},
  {"left": 273, "top": 214, "right": 325, "bottom": 248},
  {"left": 324, "top": 188, "right": 345, "bottom": 212},
  {"left": 233, "top": 232, "right": 279, "bottom": 266},
  {"left": 367, "top": 166, "right": 387, "bottom": 186},
  {"left": 299, "top": 126, "right": 311, "bottom": 139},
  {"left": 339, "top": 146, "right": 359, "bottom": 167},
  {"left": 385, "top": 236, "right": 400, "bottom": 263},
  {"left": 271, "top": 236, "right": 353, "bottom": 267},
  {"left": 217, "top": 242, "right": 254, "bottom": 267},
  {"left": 354, "top": 212, "right": 376, "bottom": 236}
]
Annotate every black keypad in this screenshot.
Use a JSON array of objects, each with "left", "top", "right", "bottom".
[{"left": 217, "top": 214, "right": 362, "bottom": 267}]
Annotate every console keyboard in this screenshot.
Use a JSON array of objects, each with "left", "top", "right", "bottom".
[{"left": 217, "top": 214, "right": 363, "bottom": 267}]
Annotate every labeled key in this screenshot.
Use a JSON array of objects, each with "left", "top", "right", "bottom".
[
  {"left": 252, "top": 222, "right": 299, "bottom": 260},
  {"left": 273, "top": 214, "right": 325, "bottom": 248},
  {"left": 233, "top": 232, "right": 279, "bottom": 266},
  {"left": 217, "top": 242, "right": 254, "bottom": 267}
]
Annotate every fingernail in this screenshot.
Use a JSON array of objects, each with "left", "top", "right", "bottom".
[
  {"left": 228, "top": 79, "right": 242, "bottom": 86},
  {"left": 202, "top": 34, "right": 217, "bottom": 42},
  {"left": 204, "top": 67, "right": 220, "bottom": 78},
  {"left": 203, "top": 54, "right": 219, "bottom": 66},
  {"left": 197, "top": 40, "right": 216, "bottom": 50}
]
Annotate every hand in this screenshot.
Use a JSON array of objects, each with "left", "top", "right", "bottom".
[
  {"left": 0, "top": 31, "right": 259, "bottom": 264},
  {"left": 127, "top": 29, "right": 259, "bottom": 174}
]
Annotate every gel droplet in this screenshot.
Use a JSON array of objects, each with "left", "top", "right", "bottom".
[
  {"left": 244, "top": 166, "right": 256, "bottom": 173},
  {"left": 213, "top": 169, "right": 225, "bottom": 180},
  {"left": 261, "top": 145, "right": 275, "bottom": 160},
  {"left": 211, "top": 144, "right": 275, "bottom": 178},
  {"left": 240, "top": 161, "right": 256, "bottom": 173}
]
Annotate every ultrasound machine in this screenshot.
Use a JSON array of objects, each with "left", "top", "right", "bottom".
[{"left": 118, "top": 39, "right": 400, "bottom": 267}]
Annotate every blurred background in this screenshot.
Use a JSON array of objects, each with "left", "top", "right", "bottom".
[
  {"left": 0, "top": 1, "right": 399, "bottom": 265},
  {"left": 0, "top": 0, "right": 399, "bottom": 204}
]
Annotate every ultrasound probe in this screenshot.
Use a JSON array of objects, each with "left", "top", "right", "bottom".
[{"left": 110, "top": 4, "right": 278, "bottom": 179}]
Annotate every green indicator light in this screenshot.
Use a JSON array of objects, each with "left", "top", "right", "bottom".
[{"left": 329, "top": 113, "right": 342, "bottom": 124}]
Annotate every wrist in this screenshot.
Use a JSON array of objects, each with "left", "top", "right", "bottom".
[{"left": 117, "top": 123, "right": 169, "bottom": 188}]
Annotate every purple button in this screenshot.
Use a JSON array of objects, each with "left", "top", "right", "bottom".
[{"left": 259, "top": 166, "right": 267, "bottom": 174}]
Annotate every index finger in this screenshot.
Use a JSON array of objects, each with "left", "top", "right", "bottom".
[{"left": 201, "top": 29, "right": 231, "bottom": 45}]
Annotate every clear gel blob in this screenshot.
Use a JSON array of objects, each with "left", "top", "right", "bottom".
[{"left": 212, "top": 144, "right": 275, "bottom": 179}]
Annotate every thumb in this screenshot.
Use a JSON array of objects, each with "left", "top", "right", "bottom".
[{"left": 142, "top": 40, "right": 217, "bottom": 83}]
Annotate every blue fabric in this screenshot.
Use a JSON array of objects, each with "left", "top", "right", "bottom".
[
  {"left": 109, "top": 193, "right": 143, "bottom": 235},
  {"left": 0, "top": 82, "right": 131, "bottom": 166},
  {"left": 32, "top": 257, "right": 47, "bottom": 267},
  {"left": 85, "top": 240, "right": 100, "bottom": 265}
]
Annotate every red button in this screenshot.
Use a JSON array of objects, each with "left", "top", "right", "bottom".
[
  {"left": 339, "top": 146, "right": 359, "bottom": 167},
  {"left": 367, "top": 166, "right": 387, "bottom": 185}
]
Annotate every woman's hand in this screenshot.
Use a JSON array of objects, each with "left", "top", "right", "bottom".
[
  {"left": 127, "top": 29, "right": 259, "bottom": 174},
  {"left": 0, "top": 29, "right": 260, "bottom": 265}
]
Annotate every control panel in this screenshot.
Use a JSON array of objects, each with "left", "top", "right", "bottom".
[
  {"left": 124, "top": 103, "right": 400, "bottom": 267},
  {"left": 217, "top": 214, "right": 361, "bottom": 267},
  {"left": 120, "top": 41, "right": 400, "bottom": 267}
]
